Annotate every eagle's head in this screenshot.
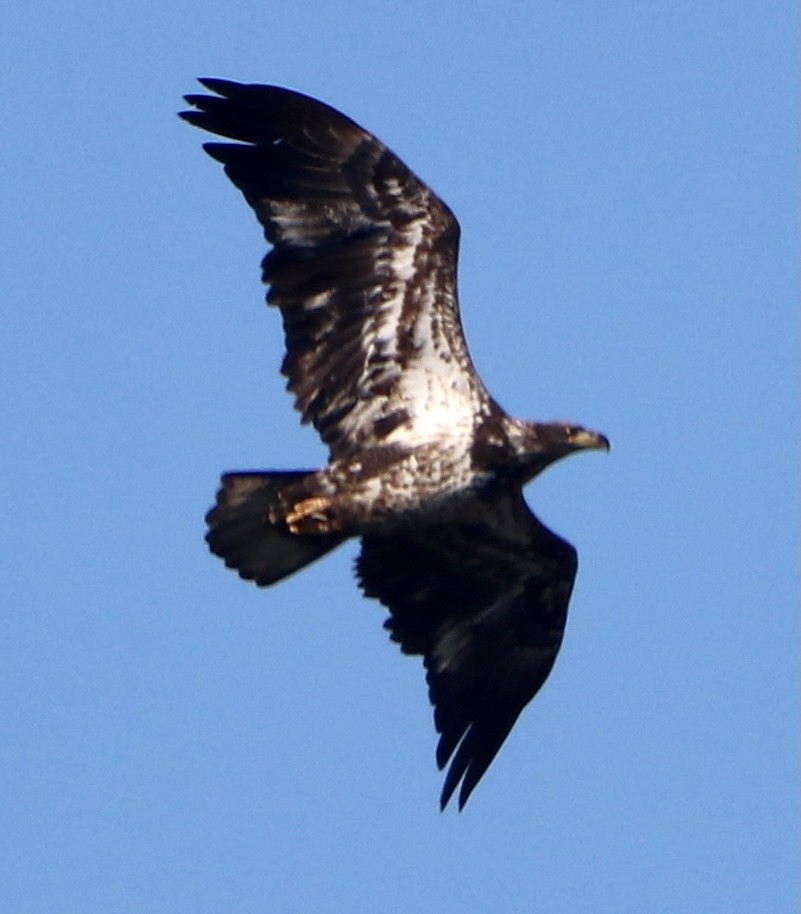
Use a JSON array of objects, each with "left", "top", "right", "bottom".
[{"left": 502, "top": 419, "right": 610, "bottom": 482}]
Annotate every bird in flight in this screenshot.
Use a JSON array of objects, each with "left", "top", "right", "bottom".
[{"left": 181, "top": 79, "right": 609, "bottom": 810}]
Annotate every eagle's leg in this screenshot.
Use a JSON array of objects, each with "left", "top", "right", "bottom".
[{"left": 284, "top": 496, "right": 339, "bottom": 535}]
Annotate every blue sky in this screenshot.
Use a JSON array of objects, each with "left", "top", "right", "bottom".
[{"left": 1, "top": 1, "right": 798, "bottom": 911}]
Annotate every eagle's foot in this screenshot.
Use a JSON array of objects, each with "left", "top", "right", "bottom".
[{"left": 285, "top": 496, "right": 337, "bottom": 534}]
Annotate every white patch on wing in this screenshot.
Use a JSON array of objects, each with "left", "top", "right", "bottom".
[
  {"left": 305, "top": 290, "right": 332, "bottom": 310},
  {"left": 352, "top": 222, "right": 425, "bottom": 384},
  {"left": 323, "top": 215, "right": 487, "bottom": 450},
  {"left": 388, "top": 222, "right": 423, "bottom": 281}
]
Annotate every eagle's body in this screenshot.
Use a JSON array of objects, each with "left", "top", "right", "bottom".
[{"left": 181, "top": 80, "right": 609, "bottom": 810}]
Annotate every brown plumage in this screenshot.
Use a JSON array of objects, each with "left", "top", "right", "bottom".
[{"left": 181, "top": 79, "right": 609, "bottom": 809}]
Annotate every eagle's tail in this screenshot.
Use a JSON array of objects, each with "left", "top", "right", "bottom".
[{"left": 205, "top": 471, "right": 346, "bottom": 587}]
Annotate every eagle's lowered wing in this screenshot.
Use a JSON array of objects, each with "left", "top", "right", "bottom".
[{"left": 357, "top": 490, "right": 578, "bottom": 810}]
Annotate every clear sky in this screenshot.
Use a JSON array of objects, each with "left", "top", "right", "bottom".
[{"left": 1, "top": 2, "right": 798, "bottom": 911}]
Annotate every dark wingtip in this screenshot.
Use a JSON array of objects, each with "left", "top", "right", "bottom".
[
  {"left": 179, "top": 78, "right": 242, "bottom": 122},
  {"left": 200, "top": 142, "right": 232, "bottom": 164},
  {"left": 196, "top": 76, "right": 241, "bottom": 96},
  {"left": 438, "top": 769, "right": 461, "bottom": 812},
  {"left": 438, "top": 779, "right": 471, "bottom": 812},
  {"left": 177, "top": 109, "right": 201, "bottom": 128}
]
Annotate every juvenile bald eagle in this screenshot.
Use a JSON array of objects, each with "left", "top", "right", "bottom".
[{"left": 181, "top": 79, "right": 609, "bottom": 810}]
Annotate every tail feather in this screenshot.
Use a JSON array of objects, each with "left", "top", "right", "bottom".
[{"left": 205, "top": 471, "right": 345, "bottom": 586}]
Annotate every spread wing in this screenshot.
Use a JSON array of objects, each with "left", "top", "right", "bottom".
[
  {"left": 356, "top": 491, "right": 578, "bottom": 810},
  {"left": 181, "top": 79, "right": 491, "bottom": 459}
]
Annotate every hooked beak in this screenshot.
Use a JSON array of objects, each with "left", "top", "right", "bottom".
[{"left": 569, "top": 428, "right": 611, "bottom": 452}]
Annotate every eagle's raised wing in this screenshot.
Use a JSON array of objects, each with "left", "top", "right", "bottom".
[
  {"left": 356, "top": 490, "right": 577, "bottom": 810},
  {"left": 181, "top": 79, "right": 491, "bottom": 459}
]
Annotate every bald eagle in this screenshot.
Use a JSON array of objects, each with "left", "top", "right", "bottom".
[{"left": 181, "top": 79, "right": 609, "bottom": 810}]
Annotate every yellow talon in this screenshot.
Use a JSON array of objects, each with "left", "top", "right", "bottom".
[{"left": 285, "top": 496, "right": 335, "bottom": 534}]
